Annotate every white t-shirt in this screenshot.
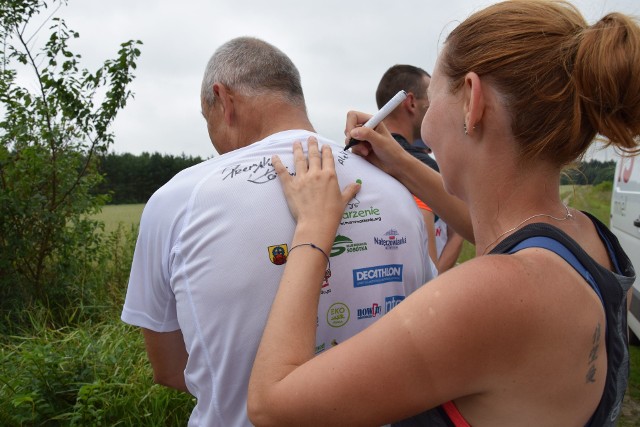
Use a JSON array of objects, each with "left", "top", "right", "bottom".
[
  {"left": 121, "top": 130, "right": 434, "bottom": 427},
  {"left": 434, "top": 218, "right": 448, "bottom": 258}
]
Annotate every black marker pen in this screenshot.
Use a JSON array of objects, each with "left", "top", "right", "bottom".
[{"left": 344, "top": 90, "right": 407, "bottom": 151}]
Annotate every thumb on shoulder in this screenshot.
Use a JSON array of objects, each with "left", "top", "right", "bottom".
[{"left": 341, "top": 182, "right": 361, "bottom": 206}]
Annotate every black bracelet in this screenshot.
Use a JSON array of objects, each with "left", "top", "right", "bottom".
[{"left": 289, "top": 243, "right": 332, "bottom": 281}]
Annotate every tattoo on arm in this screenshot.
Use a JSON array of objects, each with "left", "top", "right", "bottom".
[{"left": 586, "top": 323, "right": 601, "bottom": 384}]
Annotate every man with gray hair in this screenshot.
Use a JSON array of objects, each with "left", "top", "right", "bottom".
[{"left": 121, "top": 37, "right": 434, "bottom": 426}]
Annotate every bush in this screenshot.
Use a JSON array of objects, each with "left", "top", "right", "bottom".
[
  {"left": 0, "top": 0, "right": 141, "bottom": 330},
  {"left": 1, "top": 223, "right": 138, "bottom": 336},
  {"left": 0, "top": 214, "right": 193, "bottom": 426},
  {"left": 0, "top": 319, "right": 194, "bottom": 426}
]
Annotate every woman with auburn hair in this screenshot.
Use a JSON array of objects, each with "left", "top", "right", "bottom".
[{"left": 247, "top": 1, "right": 639, "bottom": 426}]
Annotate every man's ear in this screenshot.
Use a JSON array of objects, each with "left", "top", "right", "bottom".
[
  {"left": 405, "top": 92, "right": 417, "bottom": 114},
  {"left": 213, "top": 83, "right": 235, "bottom": 125},
  {"left": 463, "top": 72, "right": 484, "bottom": 135}
]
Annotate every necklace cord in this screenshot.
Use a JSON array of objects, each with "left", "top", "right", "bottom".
[{"left": 482, "top": 204, "right": 573, "bottom": 255}]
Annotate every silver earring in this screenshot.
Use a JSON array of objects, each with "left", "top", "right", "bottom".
[{"left": 464, "top": 123, "right": 468, "bottom": 135}]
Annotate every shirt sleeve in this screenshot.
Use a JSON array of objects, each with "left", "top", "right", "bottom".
[{"left": 121, "top": 191, "right": 182, "bottom": 332}]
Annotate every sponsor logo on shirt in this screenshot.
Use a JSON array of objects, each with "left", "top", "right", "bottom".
[
  {"left": 353, "top": 264, "right": 403, "bottom": 288},
  {"left": 341, "top": 197, "right": 382, "bottom": 226},
  {"left": 331, "top": 235, "right": 368, "bottom": 257},
  {"left": 347, "top": 196, "right": 361, "bottom": 210},
  {"left": 357, "top": 302, "right": 382, "bottom": 320},
  {"left": 267, "top": 244, "right": 289, "bottom": 265},
  {"left": 374, "top": 229, "right": 407, "bottom": 250},
  {"left": 320, "top": 281, "right": 331, "bottom": 295},
  {"left": 269, "top": 243, "right": 332, "bottom": 287},
  {"left": 315, "top": 342, "right": 326, "bottom": 354},
  {"left": 385, "top": 295, "right": 405, "bottom": 313},
  {"left": 327, "top": 302, "right": 350, "bottom": 328}
]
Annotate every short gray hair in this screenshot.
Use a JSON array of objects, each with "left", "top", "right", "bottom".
[{"left": 201, "top": 37, "right": 305, "bottom": 108}]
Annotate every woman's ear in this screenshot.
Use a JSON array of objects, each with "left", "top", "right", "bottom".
[{"left": 463, "top": 72, "right": 484, "bottom": 136}]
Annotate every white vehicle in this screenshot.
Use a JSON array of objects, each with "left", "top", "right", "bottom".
[{"left": 610, "top": 155, "right": 640, "bottom": 342}]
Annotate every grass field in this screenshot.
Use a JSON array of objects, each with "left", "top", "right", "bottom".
[
  {"left": 625, "top": 347, "right": 640, "bottom": 425},
  {"left": 95, "top": 203, "right": 145, "bottom": 233}
]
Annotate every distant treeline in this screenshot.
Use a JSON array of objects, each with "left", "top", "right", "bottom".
[
  {"left": 96, "top": 154, "right": 615, "bottom": 204},
  {"left": 561, "top": 159, "right": 616, "bottom": 186},
  {"left": 97, "top": 152, "right": 205, "bottom": 204}
]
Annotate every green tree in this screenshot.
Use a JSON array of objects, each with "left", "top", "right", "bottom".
[
  {"left": 96, "top": 152, "right": 204, "bottom": 204},
  {"left": 561, "top": 160, "right": 616, "bottom": 185},
  {"left": 0, "top": 0, "right": 142, "bottom": 328}
]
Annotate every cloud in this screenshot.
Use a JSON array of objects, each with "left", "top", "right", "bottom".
[{"left": 15, "top": 0, "right": 640, "bottom": 161}]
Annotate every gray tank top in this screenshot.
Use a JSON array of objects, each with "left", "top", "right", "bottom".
[{"left": 393, "top": 213, "right": 635, "bottom": 427}]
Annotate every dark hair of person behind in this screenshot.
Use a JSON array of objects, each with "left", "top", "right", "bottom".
[
  {"left": 441, "top": 0, "right": 640, "bottom": 165},
  {"left": 376, "top": 64, "right": 431, "bottom": 109}
]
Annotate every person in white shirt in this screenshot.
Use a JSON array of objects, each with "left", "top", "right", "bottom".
[{"left": 121, "top": 36, "right": 435, "bottom": 427}]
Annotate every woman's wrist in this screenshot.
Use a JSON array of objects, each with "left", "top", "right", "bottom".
[
  {"left": 291, "top": 222, "right": 336, "bottom": 256},
  {"left": 287, "top": 243, "right": 332, "bottom": 283}
]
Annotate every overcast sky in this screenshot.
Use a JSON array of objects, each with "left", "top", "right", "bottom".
[{"left": 21, "top": 0, "right": 640, "bottom": 161}]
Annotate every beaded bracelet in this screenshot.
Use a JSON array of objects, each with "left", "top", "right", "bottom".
[{"left": 288, "top": 243, "right": 332, "bottom": 281}]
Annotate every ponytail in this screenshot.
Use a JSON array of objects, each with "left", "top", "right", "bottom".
[{"left": 574, "top": 13, "right": 640, "bottom": 156}]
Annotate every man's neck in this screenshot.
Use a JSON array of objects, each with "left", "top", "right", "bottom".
[
  {"left": 382, "top": 116, "right": 415, "bottom": 143},
  {"left": 238, "top": 100, "right": 315, "bottom": 147}
]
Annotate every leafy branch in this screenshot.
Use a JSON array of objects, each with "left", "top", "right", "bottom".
[{"left": 0, "top": 0, "right": 142, "bottom": 323}]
